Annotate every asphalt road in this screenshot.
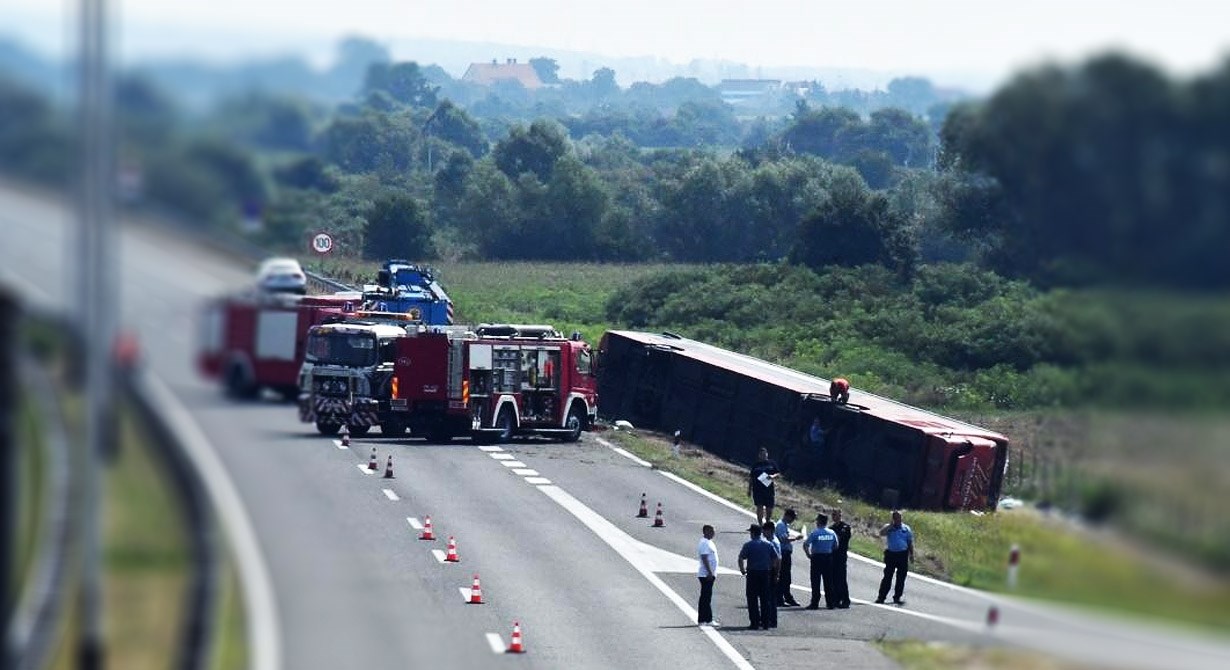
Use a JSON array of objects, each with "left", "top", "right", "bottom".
[{"left": 5, "top": 182, "right": 1230, "bottom": 670}]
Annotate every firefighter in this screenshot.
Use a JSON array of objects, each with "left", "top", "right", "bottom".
[{"left": 830, "top": 377, "right": 850, "bottom": 405}]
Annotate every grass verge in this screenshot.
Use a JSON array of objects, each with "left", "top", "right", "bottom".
[
  {"left": 606, "top": 429, "right": 1230, "bottom": 632},
  {"left": 876, "top": 640, "right": 1093, "bottom": 670}
]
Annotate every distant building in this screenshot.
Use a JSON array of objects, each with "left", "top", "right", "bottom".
[
  {"left": 462, "top": 58, "right": 544, "bottom": 89},
  {"left": 717, "top": 79, "right": 782, "bottom": 106}
]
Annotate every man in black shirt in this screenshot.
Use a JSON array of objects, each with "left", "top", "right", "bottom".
[
  {"left": 829, "top": 508, "right": 852, "bottom": 608},
  {"left": 748, "top": 447, "right": 780, "bottom": 525}
]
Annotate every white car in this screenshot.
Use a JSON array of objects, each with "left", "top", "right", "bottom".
[{"left": 256, "top": 257, "right": 307, "bottom": 294}]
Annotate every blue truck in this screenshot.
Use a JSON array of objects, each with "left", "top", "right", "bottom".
[{"left": 362, "top": 260, "right": 454, "bottom": 324}]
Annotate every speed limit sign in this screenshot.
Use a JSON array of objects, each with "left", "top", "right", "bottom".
[{"left": 311, "top": 232, "right": 334, "bottom": 255}]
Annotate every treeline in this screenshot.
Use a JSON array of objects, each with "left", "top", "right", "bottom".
[{"left": 607, "top": 263, "right": 1230, "bottom": 411}]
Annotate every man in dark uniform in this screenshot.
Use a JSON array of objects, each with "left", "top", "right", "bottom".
[
  {"left": 803, "top": 512, "right": 838, "bottom": 609},
  {"left": 829, "top": 509, "right": 852, "bottom": 608},
  {"left": 737, "top": 524, "right": 780, "bottom": 630},
  {"left": 748, "top": 447, "right": 780, "bottom": 525}
]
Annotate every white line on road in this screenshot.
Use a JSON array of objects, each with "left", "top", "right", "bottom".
[
  {"left": 143, "top": 374, "right": 282, "bottom": 670},
  {"left": 382, "top": 489, "right": 400, "bottom": 501},
  {"left": 490, "top": 453, "right": 516, "bottom": 460},
  {"left": 511, "top": 469, "right": 539, "bottom": 476},
  {"left": 485, "top": 632, "right": 505, "bottom": 654},
  {"left": 659, "top": 471, "right": 752, "bottom": 517},
  {"left": 478, "top": 446, "right": 504, "bottom": 452},
  {"left": 524, "top": 477, "right": 552, "bottom": 485},
  {"left": 596, "top": 437, "right": 653, "bottom": 467},
  {"left": 356, "top": 464, "right": 374, "bottom": 475},
  {"left": 500, "top": 460, "right": 527, "bottom": 468},
  {"left": 458, "top": 587, "right": 478, "bottom": 603},
  {"left": 406, "top": 517, "right": 423, "bottom": 530},
  {"left": 432, "top": 549, "right": 448, "bottom": 564},
  {"left": 537, "top": 485, "right": 753, "bottom": 670},
  {"left": 332, "top": 439, "right": 348, "bottom": 450}
]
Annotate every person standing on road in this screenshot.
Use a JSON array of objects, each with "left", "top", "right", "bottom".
[
  {"left": 774, "top": 509, "right": 802, "bottom": 607},
  {"left": 696, "top": 524, "right": 720, "bottom": 627},
  {"left": 876, "top": 510, "right": 914, "bottom": 605},
  {"left": 749, "top": 447, "right": 780, "bottom": 525},
  {"left": 737, "top": 524, "right": 780, "bottom": 630},
  {"left": 829, "top": 509, "right": 852, "bottom": 608},
  {"left": 761, "top": 521, "right": 780, "bottom": 628},
  {"left": 803, "top": 513, "right": 838, "bottom": 609}
]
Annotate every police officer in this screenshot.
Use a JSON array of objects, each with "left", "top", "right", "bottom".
[
  {"left": 738, "top": 524, "right": 780, "bottom": 630},
  {"left": 803, "top": 513, "right": 838, "bottom": 609},
  {"left": 829, "top": 509, "right": 852, "bottom": 608},
  {"left": 761, "top": 521, "right": 780, "bottom": 628},
  {"left": 876, "top": 510, "right": 914, "bottom": 605},
  {"left": 774, "top": 509, "right": 802, "bottom": 607}
]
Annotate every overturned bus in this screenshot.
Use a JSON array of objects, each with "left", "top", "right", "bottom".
[{"left": 596, "top": 330, "right": 1009, "bottom": 511}]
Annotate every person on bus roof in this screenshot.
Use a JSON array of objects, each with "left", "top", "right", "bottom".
[{"left": 830, "top": 377, "right": 850, "bottom": 405}]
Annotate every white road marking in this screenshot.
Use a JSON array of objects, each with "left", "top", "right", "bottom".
[
  {"left": 143, "top": 374, "right": 281, "bottom": 670},
  {"left": 332, "top": 439, "right": 348, "bottom": 450},
  {"left": 458, "top": 587, "right": 477, "bottom": 602},
  {"left": 485, "top": 632, "right": 505, "bottom": 654},
  {"left": 490, "top": 453, "right": 516, "bottom": 460},
  {"left": 406, "top": 517, "right": 423, "bottom": 530},
  {"left": 537, "top": 485, "right": 752, "bottom": 670},
  {"left": 431, "top": 549, "right": 448, "bottom": 563},
  {"left": 382, "top": 489, "right": 400, "bottom": 501},
  {"left": 511, "top": 468, "right": 539, "bottom": 476},
  {"left": 356, "top": 464, "right": 373, "bottom": 475},
  {"left": 596, "top": 437, "right": 653, "bottom": 467},
  {"left": 478, "top": 446, "right": 504, "bottom": 452},
  {"left": 524, "top": 477, "right": 552, "bottom": 485},
  {"left": 659, "top": 471, "right": 752, "bottom": 517},
  {"left": 500, "top": 460, "right": 527, "bottom": 468}
]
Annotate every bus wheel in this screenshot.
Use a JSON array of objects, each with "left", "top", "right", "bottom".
[
  {"left": 562, "top": 404, "right": 585, "bottom": 443},
  {"left": 315, "top": 421, "right": 340, "bottom": 436}
]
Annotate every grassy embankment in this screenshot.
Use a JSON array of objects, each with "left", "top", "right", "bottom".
[{"left": 18, "top": 324, "right": 248, "bottom": 669}]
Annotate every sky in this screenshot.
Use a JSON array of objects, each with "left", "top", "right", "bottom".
[{"left": 4, "top": 0, "right": 1229, "bottom": 87}]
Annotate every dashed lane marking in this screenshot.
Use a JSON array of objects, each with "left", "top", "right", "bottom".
[
  {"left": 332, "top": 439, "right": 348, "bottom": 450},
  {"left": 490, "top": 453, "right": 516, "bottom": 460},
  {"left": 485, "top": 633, "right": 505, "bottom": 654},
  {"left": 431, "top": 549, "right": 448, "bottom": 564},
  {"left": 500, "top": 461, "right": 527, "bottom": 468},
  {"left": 478, "top": 446, "right": 504, "bottom": 452},
  {"left": 406, "top": 517, "right": 423, "bottom": 530},
  {"left": 524, "top": 477, "right": 552, "bottom": 485},
  {"left": 382, "top": 489, "right": 400, "bottom": 501},
  {"left": 511, "top": 468, "right": 539, "bottom": 476}
]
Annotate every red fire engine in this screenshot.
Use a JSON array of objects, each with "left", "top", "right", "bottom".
[
  {"left": 198, "top": 291, "right": 359, "bottom": 399},
  {"left": 389, "top": 324, "right": 598, "bottom": 443}
]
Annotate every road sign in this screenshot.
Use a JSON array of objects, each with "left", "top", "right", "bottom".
[{"left": 311, "top": 232, "right": 334, "bottom": 255}]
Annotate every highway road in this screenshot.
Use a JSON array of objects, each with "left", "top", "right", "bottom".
[{"left": 5, "top": 182, "right": 1230, "bottom": 670}]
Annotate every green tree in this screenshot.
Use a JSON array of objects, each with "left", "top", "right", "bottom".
[
  {"left": 363, "top": 61, "right": 439, "bottom": 108},
  {"left": 529, "top": 57, "right": 561, "bottom": 85},
  {"left": 789, "top": 174, "right": 917, "bottom": 276},
  {"left": 363, "top": 193, "right": 434, "bottom": 259},
  {"left": 493, "top": 120, "right": 570, "bottom": 181},
  {"left": 425, "top": 100, "right": 487, "bottom": 157}
]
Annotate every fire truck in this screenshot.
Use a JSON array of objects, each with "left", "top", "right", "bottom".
[
  {"left": 597, "top": 330, "right": 1009, "bottom": 511},
  {"left": 296, "top": 314, "right": 424, "bottom": 436},
  {"left": 387, "top": 324, "right": 598, "bottom": 443},
  {"left": 198, "top": 291, "right": 359, "bottom": 399},
  {"left": 361, "top": 260, "right": 454, "bottom": 324}
]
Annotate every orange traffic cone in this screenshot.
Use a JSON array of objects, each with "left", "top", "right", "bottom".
[
  {"left": 652, "top": 502, "right": 665, "bottom": 528},
  {"left": 468, "top": 574, "right": 484, "bottom": 604},
  {"left": 367, "top": 447, "right": 378, "bottom": 471},
  {"left": 340, "top": 423, "right": 350, "bottom": 447},
  {"left": 506, "top": 621, "right": 525, "bottom": 654},
  {"left": 444, "top": 536, "right": 460, "bottom": 562},
  {"left": 383, "top": 455, "right": 395, "bottom": 479},
  {"left": 636, "top": 493, "right": 649, "bottom": 518},
  {"left": 419, "top": 515, "right": 435, "bottom": 541},
  {"left": 986, "top": 605, "right": 999, "bottom": 627}
]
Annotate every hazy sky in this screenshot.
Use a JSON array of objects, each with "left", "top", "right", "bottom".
[{"left": 6, "top": 0, "right": 1229, "bottom": 85}]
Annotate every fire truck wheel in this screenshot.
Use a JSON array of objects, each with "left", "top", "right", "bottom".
[
  {"left": 381, "top": 420, "right": 407, "bottom": 436},
  {"left": 494, "top": 407, "right": 516, "bottom": 443},
  {"left": 349, "top": 425, "right": 371, "bottom": 438},
  {"left": 315, "top": 421, "right": 341, "bottom": 436},
  {"left": 562, "top": 404, "right": 585, "bottom": 443}
]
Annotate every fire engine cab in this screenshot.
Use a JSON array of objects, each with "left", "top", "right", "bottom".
[
  {"left": 198, "top": 291, "right": 359, "bottom": 399},
  {"left": 389, "top": 324, "right": 598, "bottom": 443}
]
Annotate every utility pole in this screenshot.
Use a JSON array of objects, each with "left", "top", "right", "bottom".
[{"left": 76, "top": 0, "right": 115, "bottom": 667}]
